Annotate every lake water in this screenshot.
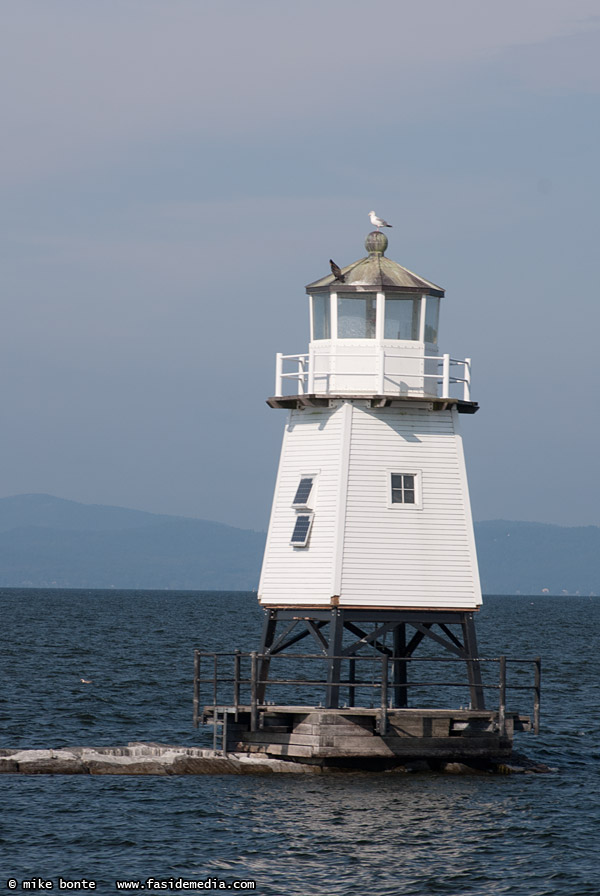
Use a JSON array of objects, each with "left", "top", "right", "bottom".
[{"left": 0, "top": 590, "right": 598, "bottom": 895}]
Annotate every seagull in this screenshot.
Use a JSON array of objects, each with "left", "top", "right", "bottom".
[
  {"left": 329, "top": 259, "right": 345, "bottom": 282},
  {"left": 80, "top": 678, "right": 93, "bottom": 684},
  {"left": 369, "top": 210, "right": 392, "bottom": 230}
]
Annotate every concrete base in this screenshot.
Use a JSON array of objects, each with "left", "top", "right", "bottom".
[
  {"left": 0, "top": 742, "right": 550, "bottom": 776},
  {"left": 207, "top": 706, "right": 533, "bottom": 763}
]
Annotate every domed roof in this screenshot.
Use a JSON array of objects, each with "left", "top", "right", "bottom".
[{"left": 306, "top": 232, "right": 444, "bottom": 296}]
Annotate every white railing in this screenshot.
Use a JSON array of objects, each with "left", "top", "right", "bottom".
[
  {"left": 275, "top": 353, "right": 310, "bottom": 395},
  {"left": 274, "top": 351, "right": 472, "bottom": 401}
]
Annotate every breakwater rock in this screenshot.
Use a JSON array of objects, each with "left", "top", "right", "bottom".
[{"left": 0, "top": 742, "right": 552, "bottom": 775}]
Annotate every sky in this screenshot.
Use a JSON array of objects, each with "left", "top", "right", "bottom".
[{"left": 1, "top": 0, "right": 599, "bottom": 531}]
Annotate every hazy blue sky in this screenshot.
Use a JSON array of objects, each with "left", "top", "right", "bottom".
[{"left": 1, "top": 1, "right": 599, "bottom": 530}]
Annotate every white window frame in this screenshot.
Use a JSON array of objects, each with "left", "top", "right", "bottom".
[
  {"left": 290, "top": 513, "right": 314, "bottom": 548},
  {"left": 419, "top": 294, "right": 427, "bottom": 343},
  {"left": 386, "top": 469, "right": 423, "bottom": 510}
]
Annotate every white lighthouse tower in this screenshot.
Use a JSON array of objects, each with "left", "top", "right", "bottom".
[{"left": 257, "top": 229, "right": 484, "bottom": 710}]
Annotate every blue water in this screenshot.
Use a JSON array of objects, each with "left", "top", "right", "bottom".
[{"left": 1, "top": 591, "right": 598, "bottom": 895}]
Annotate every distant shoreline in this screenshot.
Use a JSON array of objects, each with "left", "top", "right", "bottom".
[{"left": 0, "top": 495, "right": 597, "bottom": 595}]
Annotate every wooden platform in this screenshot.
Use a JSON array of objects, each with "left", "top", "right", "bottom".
[{"left": 205, "top": 705, "right": 532, "bottom": 765}]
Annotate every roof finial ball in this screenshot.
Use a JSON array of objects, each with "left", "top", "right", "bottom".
[{"left": 365, "top": 230, "right": 388, "bottom": 256}]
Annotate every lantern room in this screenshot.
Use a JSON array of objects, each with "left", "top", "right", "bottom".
[{"left": 273, "top": 231, "right": 472, "bottom": 402}]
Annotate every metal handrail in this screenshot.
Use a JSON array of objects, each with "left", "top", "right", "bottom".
[{"left": 194, "top": 651, "right": 541, "bottom": 738}]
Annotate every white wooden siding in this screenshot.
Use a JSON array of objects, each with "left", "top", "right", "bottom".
[
  {"left": 341, "top": 405, "right": 481, "bottom": 608},
  {"left": 258, "top": 404, "right": 346, "bottom": 605},
  {"left": 259, "top": 401, "right": 481, "bottom": 609}
]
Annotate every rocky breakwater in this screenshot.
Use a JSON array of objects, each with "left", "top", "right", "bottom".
[
  {"left": 0, "top": 743, "right": 552, "bottom": 775},
  {"left": 0, "top": 743, "right": 318, "bottom": 775}
]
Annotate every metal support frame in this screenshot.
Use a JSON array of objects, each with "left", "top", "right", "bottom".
[
  {"left": 393, "top": 623, "right": 407, "bottom": 708},
  {"left": 326, "top": 609, "right": 343, "bottom": 708},
  {"left": 257, "top": 607, "right": 486, "bottom": 710},
  {"left": 461, "top": 613, "right": 485, "bottom": 710}
]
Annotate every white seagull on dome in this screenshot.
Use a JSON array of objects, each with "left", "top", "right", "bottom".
[{"left": 369, "top": 210, "right": 392, "bottom": 230}]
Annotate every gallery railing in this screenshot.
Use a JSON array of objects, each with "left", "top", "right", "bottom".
[
  {"left": 274, "top": 351, "right": 472, "bottom": 400},
  {"left": 193, "top": 650, "right": 541, "bottom": 741}
]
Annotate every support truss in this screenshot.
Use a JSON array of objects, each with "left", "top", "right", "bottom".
[{"left": 257, "top": 607, "right": 485, "bottom": 710}]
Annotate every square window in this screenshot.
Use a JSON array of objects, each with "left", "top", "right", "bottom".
[
  {"left": 389, "top": 472, "right": 421, "bottom": 508},
  {"left": 290, "top": 514, "right": 314, "bottom": 547}
]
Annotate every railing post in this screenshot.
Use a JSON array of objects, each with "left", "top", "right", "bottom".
[
  {"left": 233, "top": 649, "right": 241, "bottom": 721},
  {"left": 378, "top": 654, "right": 389, "bottom": 735},
  {"left": 213, "top": 654, "right": 218, "bottom": 708},
  {"left": 442, "top": 353, "right": 450, "bottom": 399},
  {"left": 308, "top": 347, "right": 315, "bottom": 394},
  {"left": 464, "top": 358, "right": 471, "bottom": 401},
  {"left": 222, "top": 710, "right": 228, "bottom": 756},
  {"left": 348, "top": 657, "right": 355, "bottom": 707},
  {"left": 498, "top": 656, "right": 506, "bottom": 737},
  {"left": 534, "top": 657, "right": 541, "bottom": 735},
  {"left": 250, "top": 651, "right": 258, "bottom": 732},
  {"left": 193, "top": 650, "right": 200, "bottom": 728},
  {"left": 275, "top": 353, "right": 283, "bottom": 397},
  {"left": 297, "top": 357, "right": 305, "bottom": 395}
]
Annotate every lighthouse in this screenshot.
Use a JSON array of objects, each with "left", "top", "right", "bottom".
[
  {"left": 257, "top": 228, "right": 485, "bottom": 710},
  {"left": 195, "top": 225, "right": 540, "bottom": 764}
]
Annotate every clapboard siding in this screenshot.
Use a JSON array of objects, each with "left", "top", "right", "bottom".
[
  {"left": 259, "top": 401, "right": 481, "bottom": 609},
  {"left": 258, "top": 405, "right": 345, "bottom": 604},
  {"left": 340, "top": 405, "right": 480, "bottom": 608}
]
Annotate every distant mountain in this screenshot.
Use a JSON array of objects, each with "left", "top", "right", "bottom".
[
  {"left": 474, "top": 520, "right": 600, "bottom": 596},
  {"left": 0, "top": 493, "right": 169, "bottom": 533},
  {"left": 0, "top": 495, "right": 597, "bottom": 594},
  {"left": 0, "top": 494, "right": 265, "bottom": 590}
]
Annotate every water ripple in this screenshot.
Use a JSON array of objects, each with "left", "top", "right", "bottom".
[{"left": 0, "top": 591, "right": 598, "bottom": 895}]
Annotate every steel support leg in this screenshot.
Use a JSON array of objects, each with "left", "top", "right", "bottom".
[
  {"left": 462, "top": 613, "right": 485, "bottom": 710},
  {"left": 326, "top": 609, "right": 343, "bottom": 708},
  {"left": 392, "top": 623, "right": 408, "bottom": 708},
  {"left": 257, "top": 610, "right": 277, "bottom": 703}
]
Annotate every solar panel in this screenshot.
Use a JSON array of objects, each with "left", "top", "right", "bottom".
[
  {"left": 291, "top": 514, "right": 313, "bottom": 546},
  {"left": 293, "top": 477, "right": 313, "bottom": 506}
]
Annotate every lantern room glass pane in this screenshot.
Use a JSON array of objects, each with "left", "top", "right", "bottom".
[
  {"left": 384, "top": 298, "right": 420, "bottom": 340},
  {"left": 424, "top": 297, "right": 440, "bottom": 344},
  {"left": 311, "top": 293, "right": 330, "bottom": 340},
  {"left": 337, "top": 294, "right": 376, "bottom": 338}
]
